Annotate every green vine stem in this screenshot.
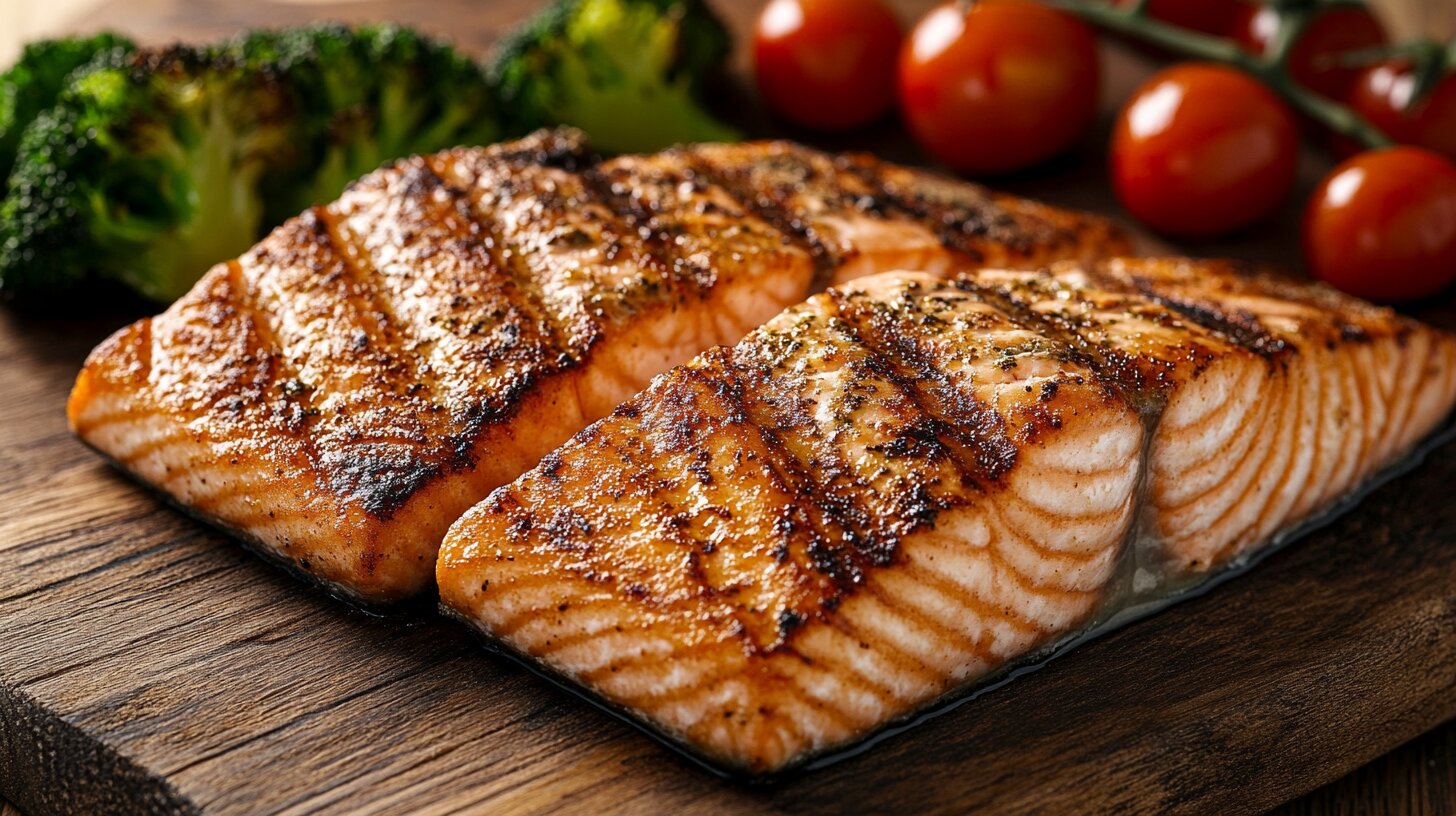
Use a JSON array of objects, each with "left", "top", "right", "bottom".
[{"left": 1049, "top": 0, "right": 1412, "bottom": 150}]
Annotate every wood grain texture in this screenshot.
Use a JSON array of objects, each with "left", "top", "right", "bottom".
[
  {"left": 1, "top": 1, "right": 1454, "bottom": 814},
  {"left": 1275, "top": 721, "right": 1456, "bottom": 816}
]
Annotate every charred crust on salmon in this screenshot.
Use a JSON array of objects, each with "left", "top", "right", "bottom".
[{"left": 70, "top": 129, "right": 1131, "bottom": 603}]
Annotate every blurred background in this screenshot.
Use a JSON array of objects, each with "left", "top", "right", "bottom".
[{"left": 5, "top": 0, "right": 1455, "bottom": 64}]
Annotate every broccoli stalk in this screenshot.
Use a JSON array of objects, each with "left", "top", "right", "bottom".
[
  {"left": 0, "top": 25, "right": 498, "bottom": 304},
  {"left": 492, "top": 0, "right": 738, "bottom": 154}
]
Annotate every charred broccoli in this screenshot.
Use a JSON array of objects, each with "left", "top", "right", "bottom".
[
  {"left": 491, "top": 0, "right": 737, "bottom": 154},
  {"left": 0, "top": 25, "right": 498, "bottom": 303},
  {"left": 0, "top": 32, "right": 135, "bottom": 192}
]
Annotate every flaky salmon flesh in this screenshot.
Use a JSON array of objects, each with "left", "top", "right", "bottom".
[
  {"left": 438, "top": 259, "right": 1456, "bottom": 774},
  {"left": 67, "top": 130, "right": 1128, "bottom": 602}
]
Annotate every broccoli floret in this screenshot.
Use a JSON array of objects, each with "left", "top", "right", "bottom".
[
  {"left": 0, "top": 32, "right": 136, "bottom": 192},
  {"left": 491, "top": 0, "right": 738, "bottom": 154},
  {"left": 0, "top": 26, "right": 497, "bottom": 304},
  {"left": 234, "top": 24, "right": 500, "bottom": 224},
  {"left": 0, "top": 46, "right": 292, "bottom": 302}
]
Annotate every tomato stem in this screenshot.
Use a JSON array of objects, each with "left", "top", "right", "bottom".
[{"left": 1052, "top": 0, "right": 1413, "bottom": 150}]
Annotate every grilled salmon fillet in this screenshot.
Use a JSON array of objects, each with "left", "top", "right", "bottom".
[
  {"left": 437, "top": 260, "right": 1456, "bottom": 774},
  {"left": 67, "top": 129, "right": 1129, "bottom": 603}
]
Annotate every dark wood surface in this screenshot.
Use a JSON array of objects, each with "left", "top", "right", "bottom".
[
  {"left": 1275, "top": 722, "right": 1456, "bottom": 816},
  {"left": 2, "top": 1, "right": 1454, "bottom": 814}
]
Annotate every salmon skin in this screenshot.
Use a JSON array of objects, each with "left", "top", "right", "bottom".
[
  {"left": 66, "top": 129, "right": 1129, "bottom": 604},
  {"left": 437, "top": 259, "right": 1456, "bottom": 775}
]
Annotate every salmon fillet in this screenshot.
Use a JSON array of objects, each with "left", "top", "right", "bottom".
[
  {"left": 67, "top": 129, "right": 1129, "bottom": 603},
  {"left": 437, "top": 260, "right": 1456, "bottom": 774}
]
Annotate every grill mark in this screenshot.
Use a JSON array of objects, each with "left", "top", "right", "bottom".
[
  {"left": 827, "top": 286, "right": 1021, "bottom": 486},
  {"left": 415, "top": 161, "right": 580, "bottom": 372},
  {"left": 581, "top": 157, "right": 714, "bottom": 306},
  {"left": 334, "top": 161, "right": 572, "bottom": 514},
  {"left": 305, "top": 207, "right": 462, "bottom": 521},
  {"left": 787, "top": 310, "right": 1001, "bottom": 561},
  {"left": 258, "top": 207, "right": 516, "bottom": 529},
  {"left": 427, "top": 153, "right": 602, "bottom": 369},
  {"left": 218, "top": 257, "right": 322, "bottom": 478},
  {"left": 835, "top": 156, "right": 1030, "bottom": 263},
  {"left": 731, "top": 334, "right": 921, "bottom": 577},
  {"left": 431, "top": 253, "right": 1455, "bottom": 770},
  {"left": 958, "top": 273, "right": 1175, "bottom": 401},
  {"left": 313, "top": 205, "right": 440, "bottom": 405},
  {"left": 682, "top": 146, "right": 842, "bottom": 290},
  {"left": 709, "top": 349, "right": 872, "bottom": 599},
  {"left": 301, "top": 200, "right": 458, "bottom": 520},
  {"left": 681, "top": 355, "right": 888, "bottom": 654},
  {"left": 1088, "top": 265, "right": 1292, "bottom": 363}
]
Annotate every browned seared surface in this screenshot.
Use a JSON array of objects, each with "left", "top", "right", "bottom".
[
  {"left": 67, "top": 129, "right": 1129, "bottom": 602},
  {"left": 438, "top": 260, "right": 1456, "bottom": 773}
]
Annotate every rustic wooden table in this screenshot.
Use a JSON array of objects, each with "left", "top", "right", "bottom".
[{"left": 1, "top": 1, "right": 1453, "bottom": 814}]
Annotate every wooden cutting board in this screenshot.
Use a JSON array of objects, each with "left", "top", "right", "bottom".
[{"left": 2, "top": 2, "right": 1454, "bottom": 814}]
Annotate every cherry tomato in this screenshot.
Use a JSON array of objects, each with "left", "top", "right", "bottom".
[
  {"left": 1114, "top": 0, "right": 1252, "bottom": 38},
  {"left": 898, "top": 0, "right": 1099, "bottom": 175},
  {"left": 1111, "top": 63, "right": 1298, "bottom": 237},
  {"left": 1237, "top": 5, "right": 1386, "bottom": 99},
  {"left": 1345, "top": 61, "right": 1456, "bottom": 162},
  {"left": 1303, "top": 147, "right": 1456, "bottom": 302},
  {"left": 753, "top": 0, "right": 903, "bottom": 130}
]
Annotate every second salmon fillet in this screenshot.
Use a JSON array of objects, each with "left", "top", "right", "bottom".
[{"left": 438, "top": 260, "right": 1456, "bottom": 774}]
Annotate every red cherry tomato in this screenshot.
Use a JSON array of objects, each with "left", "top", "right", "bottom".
[
  {"left": 1303, "top": 147, "right": 1456, "bottom": 302},
  {"left": 898, "top": 0, "right": 1099, "bottom": 175},
  {"left": 1111, "top": 63, "right": 1298, "bottom": 237},
  {"left": 753, "top": 0, "right": 903, "bottom": 131},
  {"left": 1115, "top": 0, "right": 1252, "bottom": 38},
  {"left": 1345, "top": 61, "right": 1456, "bottom": 162},
  {"left": 1237, "top": 5, "right": 1386, "bottom": 99}
]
